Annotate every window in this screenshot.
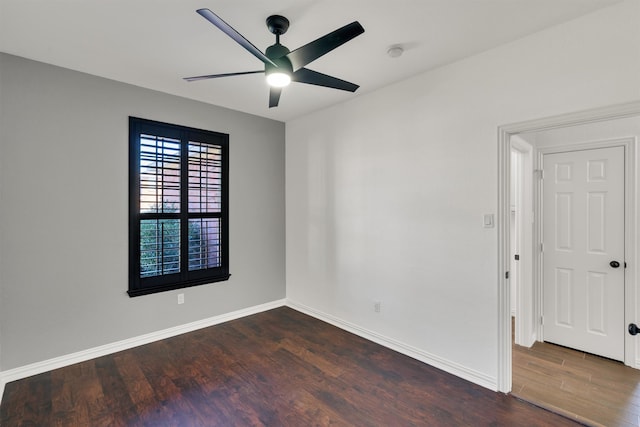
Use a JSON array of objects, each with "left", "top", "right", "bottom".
[{"left": 129, "top": 117, "right": 229, "bottom": 297}]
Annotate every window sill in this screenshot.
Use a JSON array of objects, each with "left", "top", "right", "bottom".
[{"left": 127, "top": 274, "right": 231, "bottom": 297}]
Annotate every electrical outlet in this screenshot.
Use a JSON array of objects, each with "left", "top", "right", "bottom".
[
  {"left": 178, "top": 293, "right": 184, "bottom": 304},
  {"left": 374, "top": 301, "right": 381, "bottom": 313}
]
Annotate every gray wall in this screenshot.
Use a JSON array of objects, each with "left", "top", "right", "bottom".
[{"left": 0, "top": 53, "right": 286, "bottom": 370}]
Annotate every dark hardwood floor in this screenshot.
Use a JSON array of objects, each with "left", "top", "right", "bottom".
[{"left": 1, "top": 307, "right": 580, "bottom": 426}]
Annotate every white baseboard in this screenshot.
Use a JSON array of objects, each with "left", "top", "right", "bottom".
[
  {"left": 0, "top": 297, "right": 498, "bottom": 405},
  {"left": 287, "top": 299, "right": 498, "bottom": 391},
  {"left": 0, "top": 299, "right": 287, "bottom": 403}
]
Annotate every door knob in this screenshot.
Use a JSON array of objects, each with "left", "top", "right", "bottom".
[
  {"left": 630, "top": 324, "right": 640, "bottom": 336},
  {"left": 610, "top": 261, "right": 620, "bottom": 268}
]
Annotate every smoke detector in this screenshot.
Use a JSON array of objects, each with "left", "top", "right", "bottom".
[{"left": 387, "top": 46, "right": 404, "bottom": 58}]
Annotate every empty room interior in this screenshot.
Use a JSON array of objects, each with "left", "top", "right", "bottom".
[{"left": 1, "top": 0, "right": 640, "bottom": 425}]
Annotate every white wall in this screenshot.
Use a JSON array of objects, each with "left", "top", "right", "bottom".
[
  {"left": 286, "top": 0, "right": 640, "bottom": 389},
  {"left": 0, "top": 54, "right": 286, "bottom": 371}
]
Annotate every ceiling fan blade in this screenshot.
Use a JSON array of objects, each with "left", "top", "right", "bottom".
[
  {"left": 269, "top": 87, "right": 282, "bottom": 108},
  {"left": 292, "top": 68, "right": 359, "bottom": 92},
  {"left": 286, "top": 21, "right": 364, "bottom": 71},
  {"left": 197, "top": 9, "right": 276, "bottom": 67},
  {"left": 184, "top": 70, "right": 263, "bottom": 82}
]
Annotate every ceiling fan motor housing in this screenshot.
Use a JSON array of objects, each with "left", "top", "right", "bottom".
[{"left": 265, "top": 43, "right": 293, "bottom": 75}]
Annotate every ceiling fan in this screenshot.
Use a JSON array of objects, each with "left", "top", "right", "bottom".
[{"left": 184, "top": 9, "right": 365, "bottom": 108}]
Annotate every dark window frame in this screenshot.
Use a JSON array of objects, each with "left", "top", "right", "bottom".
[{"left": 128, "top": 117, "right": 230, "bottom": 297}]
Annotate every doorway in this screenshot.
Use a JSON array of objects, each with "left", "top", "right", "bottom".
[
  {"left": 500, "top": 106, "right": 640, "bottom": 423},
  {"left": 497, "top": 101, "right": 640, "bottom": 394}
]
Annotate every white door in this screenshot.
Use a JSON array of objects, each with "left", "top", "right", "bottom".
[{"left": 542, "top": 146, "right": 625, "bottom": 361}]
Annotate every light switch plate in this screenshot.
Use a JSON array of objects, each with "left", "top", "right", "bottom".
[{"left": 483, "top": 214, "right": 494, "bottom": 228}]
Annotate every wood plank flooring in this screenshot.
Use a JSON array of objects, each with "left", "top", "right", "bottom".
[
  {"left": 1, "top": 307, "right": 580, "bottom": 426},
  {"left": 512, "top": 326, "right": 640, "bottom": 427}
]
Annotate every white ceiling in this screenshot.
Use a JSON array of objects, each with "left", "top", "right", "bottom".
[{"left": 0, "top": 0, "right": 622, "bottom": 122}]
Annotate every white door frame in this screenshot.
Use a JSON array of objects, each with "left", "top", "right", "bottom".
[
  {"left": 497, "top": 100, "right": 640, "bottom": 393},
  {"left": 511, "top": 138, "right": 536, "bottom": 348}
]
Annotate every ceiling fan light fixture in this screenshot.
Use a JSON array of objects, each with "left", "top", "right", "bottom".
[{"left": 266, "top": 70, "right": 291, "bottom": 87}]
